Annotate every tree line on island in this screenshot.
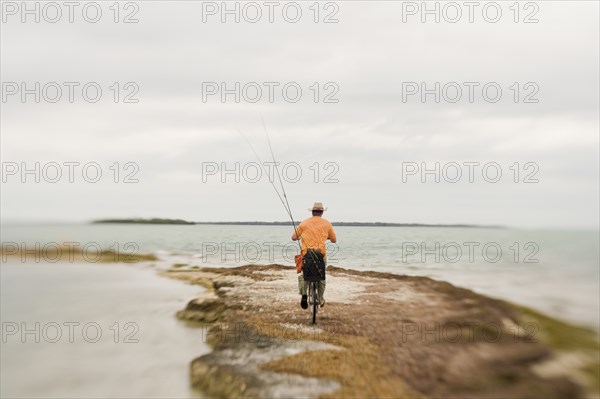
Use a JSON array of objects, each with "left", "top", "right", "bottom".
[{"left": 92, "top": 218, "right": 501, "bottom": 228}]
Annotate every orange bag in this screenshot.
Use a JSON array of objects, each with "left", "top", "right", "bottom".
[{"left": 295, "top": 254, "right": 303, "bottom": 273}]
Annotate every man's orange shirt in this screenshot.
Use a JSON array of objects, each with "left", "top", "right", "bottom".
[{"left": 295, "top": 216, "right": 336, "bottom": 255}]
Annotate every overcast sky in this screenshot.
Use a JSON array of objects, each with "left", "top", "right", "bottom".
[{"left": 1, "top": 1, "right": 598, "bottom": 229}]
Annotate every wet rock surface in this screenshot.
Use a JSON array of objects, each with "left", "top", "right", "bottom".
[{"left": 165, "top": 265, "right": 599, "bottom": 399}]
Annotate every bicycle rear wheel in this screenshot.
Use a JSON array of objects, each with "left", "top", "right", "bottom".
[{"left": 311, "top": 281, "right": 318, "bottom": 324}]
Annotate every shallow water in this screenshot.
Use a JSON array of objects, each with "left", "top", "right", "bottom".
[{"left": 0, "top": 261, "right": 207, "bottom": 398}]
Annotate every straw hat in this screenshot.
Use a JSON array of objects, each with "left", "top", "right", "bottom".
[{"left": 308, "top": 202, "right": 327, "bottom": 212}]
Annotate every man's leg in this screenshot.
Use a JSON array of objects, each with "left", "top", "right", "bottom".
[
  {"left": 298, "top": 273, "right": 308, "bottom": 309},
  {"left": 297, "top": 273, "right": 307, "bottom": 295},
  {"left": 319, "top": 256, "right": 327, "bottom": 305},
  {"left": 318, "top": 280, "right": 326, "bottom": 303}
]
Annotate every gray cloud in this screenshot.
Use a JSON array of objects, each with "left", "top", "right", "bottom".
[{"left": 1, "top": 1, "right": 598, "bottom": 228}]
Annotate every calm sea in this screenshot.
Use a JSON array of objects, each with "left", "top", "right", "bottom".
[{"left": 2, "top": 223, "right": 598, "bottom": 330}]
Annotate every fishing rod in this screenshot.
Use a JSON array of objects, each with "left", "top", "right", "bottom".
[
  {"left": 261, "top": 117, "right": 300, "bottom": 238},
  {"left": 236, "top": 127, "right": 302, "bottom": 253},
  {"left": 259, "top": 119, "right": 323, "bottom": 277},
  {"left": 238, "top": 120, "right": 323, "bottom": 277},
  {"left": 237, "top": 129, "right": 291, "bottom": 218}
]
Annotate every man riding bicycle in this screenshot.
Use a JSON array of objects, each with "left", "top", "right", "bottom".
[{"left": 292, "top": 202, "right": 337, "bottom": 309}]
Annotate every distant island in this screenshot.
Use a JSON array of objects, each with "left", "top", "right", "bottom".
[
  {"left": 93, "top": 218, "right": 195, "bottom": 225},
  {"left": 92, "top": 218, "right": 501, "bottom": 228}
]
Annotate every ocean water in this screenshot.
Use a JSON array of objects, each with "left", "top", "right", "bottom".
[
  {"left": 0, "top": 260, "right": 207, "bottom": 398},
  {"left": 1, "top": 223, "right": 599, "bottom": 332}
]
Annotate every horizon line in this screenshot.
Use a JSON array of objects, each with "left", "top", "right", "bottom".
[{"left": 89, "top": 218, "right": 504, "bottom": 228}]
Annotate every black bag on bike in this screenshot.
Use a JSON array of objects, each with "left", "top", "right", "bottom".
[{"left": 302, "top": 249, "right": 326, "bottom": 281}]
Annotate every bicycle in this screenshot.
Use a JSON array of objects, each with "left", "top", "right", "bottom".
[
  {"left": 307, "top": 279, "right": 319, "bottom": 324},
  {"left": 302, "top": 249, "right": 325, "bottom": 325}
]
